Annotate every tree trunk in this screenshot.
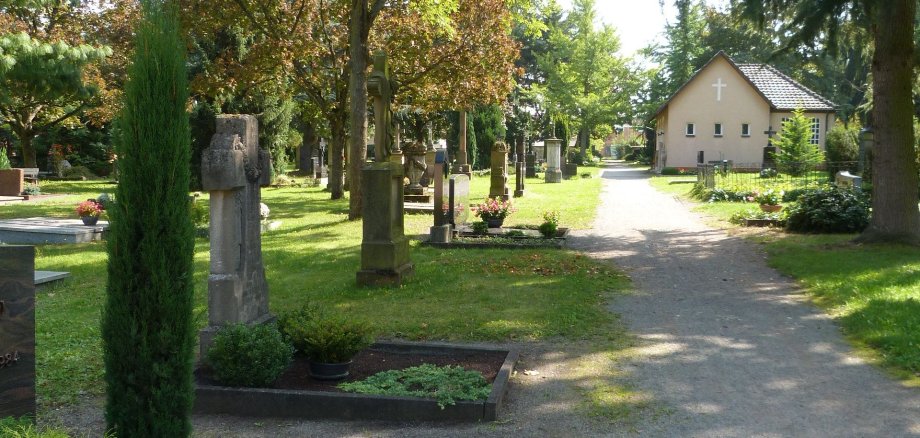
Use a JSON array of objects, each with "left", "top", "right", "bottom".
[
  {"left": 857, "top": 0, "right": 920, "bottom": 244},
  {"left": 12, "top": 125, "right": 37, "bottom": 168},
  {"left": 347, "top": 0, "right": 370, "bottom": 220},
  {"left": 578, "top": 125, "right": 589, "bottom": 156},
  {"left": 329, "top": 115, "right": 346, "bottom": 200}
]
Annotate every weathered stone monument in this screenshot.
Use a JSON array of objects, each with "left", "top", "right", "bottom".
[
  {"left": 525, "top": 149, "right": 537, "bottom": 178},
  {"left": 403, "top": 140, "right": 428, "bottom": 197},
  {"left": 359, "top": 51, "right": 413, "bottom": 286},
  {"left": 447, "top": 174, "right": 470, "bottom": 226},
  {"left": 489, "top": 141, "right": 510, "bottom": 200},
  {"left": 514, "top": 136, "right": 525, "bottom": 197},
  {"left": 0, "top": 245, "right": 36, "bottom": 417},
  {"left": 545, "top": 137, "right": 562, "bottom": 183},
  {"left": 315, "top": 138, "right": 328, "bottom": 179},
  {"left": 0, "top": 168, "right": 24, "bottom": 196},
  {"left": 454, "top": 111, "right": 472, "bottom": 177},
  {"left": 199, "top": 115, "right": 273, "bottom": 356},
  {"left": 429, "top": 150, "right": 451, "bottom": 243}
]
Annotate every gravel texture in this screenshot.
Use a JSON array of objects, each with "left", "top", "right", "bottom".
[{"left": 567, "top": 163, "right": 920, "bottom": 437}]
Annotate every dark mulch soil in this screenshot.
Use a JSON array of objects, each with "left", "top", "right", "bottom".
[{"left": 196, "top": 347, "right": 507, "bottom": 393}]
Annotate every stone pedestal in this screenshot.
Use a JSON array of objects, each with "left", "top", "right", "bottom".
[
  {"left": 525, "top": 152, "right": 536, "bottom": 178},
  {"left": 545, "top": 138, "right": 562, "bottom": 183},
  {"left": 199, "top": 115, "right": 273, "bottom": 357},
  {"left": 489, "top": 141, "right": 509, "bottom": 200},
  {"left": 0, "top": 245, "right": 36, "bottom": 418},
  {"left": 358, "top": 162, "right": 414, "bottom": 286},
  {"left": 403, "top": 141, "right": 427, "bottom": 196}
]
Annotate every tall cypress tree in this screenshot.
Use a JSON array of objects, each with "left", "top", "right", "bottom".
[{"left": 102, "top": 1, "right": 195, "bottom": 436}]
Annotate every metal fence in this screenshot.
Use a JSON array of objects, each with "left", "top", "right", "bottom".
[{"left": 696, "top": 161, "right": 860, "bottom": 191}]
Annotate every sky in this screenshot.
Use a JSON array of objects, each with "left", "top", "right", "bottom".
[{"left": 556, "top": 0, "right": 730, "bottom": 58}]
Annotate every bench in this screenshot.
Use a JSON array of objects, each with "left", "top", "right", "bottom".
[{"left": 20, "top": 168, "right": 39, "bottom": 183}]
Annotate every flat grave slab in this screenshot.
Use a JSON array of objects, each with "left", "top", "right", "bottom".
[
  {"left": 404, "top": 201, "right": 434, "bottom": 214},
  {"left": 34, "top": 271, "right": 70, "bottom": 285},
  {"left": 0, "top": 217, "right": 108, "bottom": 244}
]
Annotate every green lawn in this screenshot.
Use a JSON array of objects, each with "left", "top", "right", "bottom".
[
  {"left": 5, "top": 170, "right": 627, "bottom": 407},
  {"left": 650, "top": 174, "right": 920, "bottom": 384}
]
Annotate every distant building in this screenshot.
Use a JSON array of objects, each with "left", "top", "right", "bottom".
[{"left": 653, "top": 51, "right": 835, "bottom": 171}]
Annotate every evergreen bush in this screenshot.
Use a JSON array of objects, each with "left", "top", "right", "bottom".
[
  {"left": 102, "top": 1, "right": 196, "bottom": 436},
  {"left": 206, "top": 324, "right": 292, "bottom": 387},
  {"left": 283, "top": 311, "right": 373, "bottom": 363},
  {"left": 773, "top": 108, "right": 825, "bottom": 176},
  {"left": 0, "top": 147, "right": 11, "bottom": 169},
  {"left": 786, "top": 188, "right": 870, "bottom": 233}
]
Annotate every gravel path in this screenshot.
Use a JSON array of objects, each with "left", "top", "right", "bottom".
[{"left": 568, "top": 163, "right": 920, "bottom": 437}]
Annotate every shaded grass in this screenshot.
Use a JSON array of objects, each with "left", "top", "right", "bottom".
[
  {"left": 650, "top": 175, "right": 920, "bottom": 383},
  {"left": 765, "top": 235, "right": 920, "bottom": 382},
  {"left": 14, "top": 173, "right": 625, "bottom": 408}
]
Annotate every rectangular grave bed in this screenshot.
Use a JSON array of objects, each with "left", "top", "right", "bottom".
[
  {"left": 194, "top": 340, "right": 517, "bottom": 422},
  {"left": 425, "top": 227, "right": 569, "bottom": 249}
]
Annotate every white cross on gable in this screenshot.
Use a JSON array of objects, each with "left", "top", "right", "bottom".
[{"left": 712, "top": 78, "right": 727, "bottom": 101}]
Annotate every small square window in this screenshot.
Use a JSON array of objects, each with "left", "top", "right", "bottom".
[
  {"left": 686, "top": 123, "right": 695, "bottom": 136},
  {"left": 741, "top": 123, "right": 750, "bottom": 136},
  {"left": 714, "top": 123, "right": 723, "bottom": 136}
]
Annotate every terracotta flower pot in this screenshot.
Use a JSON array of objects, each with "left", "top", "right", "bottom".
[{"left": 759, "top": 204, "right": 782, "bottom": 213}]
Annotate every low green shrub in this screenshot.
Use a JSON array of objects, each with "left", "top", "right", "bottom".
[
  {"left": 471, "top": 221, "right": 489, "bottom": 235},
  {"left": 0, "top": 416, "right": 74, "bottom": 438},
  {"left": 283, "top": 310, "right": 372, "bottom": 363},
  {"left": 62, "top": 165, "right": 98, "bottom": 179},
  {"left": 22, "top": 183, "right": 41, "bottom": 195},
  {"left": 503, "top": 230, "right": 526, "bottom": 237},
  {"left": 206, "top": 323, "right": 293, "bottom": 387},
  {"left": 729, "top": 208, "right": 787, "bottom": 225},
  {"left": 189, "top": 194, "right": 209, "bottom": 229},
  {"left": 338, "top": 364, "right": 491, "bottom": 408},
  {"left": 781, "top": 188, "right": 811, "bottom": 202},
  {"left": 786, "top": 188, "right": 870, "bottom": 233},
  {"left": 660, "top": 167, "right": 681, "bottom": 175},
  {"left": 539, "top": 210, "right": 559, "bottom": 238}
]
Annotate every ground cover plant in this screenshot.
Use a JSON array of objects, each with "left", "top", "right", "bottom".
[
  {"left": 338, "top": 363, "right": 492, "bottom": 408},
  {"left": 3, "top": 168, "right": 625, "bottom": 412}
]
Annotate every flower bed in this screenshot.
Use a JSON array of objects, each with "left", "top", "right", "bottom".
[
  {"left": 424, "top": 227, "right": 570, "bottom": 249},
  {"left": 194, "top": 340, "right": 518, "bottom": 422}
]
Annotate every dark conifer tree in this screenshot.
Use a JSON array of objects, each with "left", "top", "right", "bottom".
[{"left": 102, "top": 0, "right": 195, "bottom": 435}]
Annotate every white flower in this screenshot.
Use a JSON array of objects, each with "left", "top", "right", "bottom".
[{"left": 260, "top": 203, "right": 270, "bottom": 219}]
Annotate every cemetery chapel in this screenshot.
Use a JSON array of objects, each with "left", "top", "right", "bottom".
[{"left": 653, "top": 51, "right": 835, "bottom": 170}]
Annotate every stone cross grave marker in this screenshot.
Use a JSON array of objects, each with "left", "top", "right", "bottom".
[
  {"left": 368, "top": 52, "right": 401, "bottom": 163},
  {"left": 359, "top": 51, "right": 413, "bottom": 287},
  {"left": 0, "top": 245, "right": 36, "bottom": 417},
  {"left": 199, "top": 114, "right": 273, "bottom": 357}
]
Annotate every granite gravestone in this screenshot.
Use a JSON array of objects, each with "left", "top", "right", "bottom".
[
  {"left": 489, "top": 141, "right": 510, "bottom": 200},
  {"left": 199, "top": 115, "right": 273, "bottom": 357},
  {"left": 525, "top": 151, "right": 537, "bottom": 178},
  {"left": 0, "top": 245, "right": 36, "bottom": 417},
  {"left": 447, "top": 174, "right": 470, "bottom": 226},
  {"left": 359, "top": 51, "right": 413, "bottom": 286},
  {"left": 514, "top": 136, "right": 525, "bottom": 197}
]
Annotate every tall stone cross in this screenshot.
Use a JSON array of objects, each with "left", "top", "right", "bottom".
[
  {"left": 199, "top": 115, "right": 272, "bottom": 357},
  {"left": 368, "top": 51, "right": 398, "bottom": 162},
  {"left": 712, "top": 77, "right": 727, "bottom": 101}
]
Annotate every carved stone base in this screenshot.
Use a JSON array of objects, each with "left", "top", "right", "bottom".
[{"left": 545, "top": 170, "right": 562, "bottom": 183}]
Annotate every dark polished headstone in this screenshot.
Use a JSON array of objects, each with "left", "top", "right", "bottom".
[
  {"left": 762, "top": 147, "right": 777, "bottom": 169},
  {"left": 525, "top": 152, "right": 536, "bottom": 178},
  {"left": 0, "top": 245, "right": 36, "bottom": 418}
]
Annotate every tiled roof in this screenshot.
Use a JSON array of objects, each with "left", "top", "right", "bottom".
[{"left": 736, "top": 63, "right": 835, "bottom": 111}]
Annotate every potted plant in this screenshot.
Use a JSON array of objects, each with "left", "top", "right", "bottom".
[
  {"left": 473, "top": 197, "right": 514, "bottom": 228},
  {"left": 280, "top": 307, "right": 373, "bottom": 380},
  {"left": 753, "top": 189, "right": 783, "bottom": 212},
  {"left": 75, "top": 199, "right": 104, "bottom": 225}
]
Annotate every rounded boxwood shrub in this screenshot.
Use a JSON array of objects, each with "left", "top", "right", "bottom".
[
  {"left": 785, "top": 188, "right": 870, "bottom": 233},
  {"left": 283, "top": 310, "right": 373, "bottom": 364},
  {"left": 206, "top": 323, "right": 293, "bottom": 387}
]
